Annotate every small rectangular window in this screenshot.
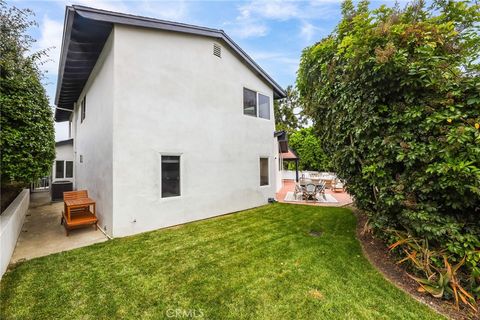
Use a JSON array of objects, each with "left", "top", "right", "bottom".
[
  {"left": 260, "top": 158, "right": 269, "bottom": 186},
  {"left": 81, "top": 96, "right": 86, "bottom": 123},
  {"left": 56, "top": 161, "right": 65, "bottom": 179},
  {"left": 162, "top": 155, "right": 180, "bottom": 198},
  {"left": 243, "top": 88, "right": 257, "bottom": 117},
  {"left": 65, "top": 161, "right": 73, "bottom": 178},
  {"left": 258, "top": 94, "right": 270, "bottom": 119}
]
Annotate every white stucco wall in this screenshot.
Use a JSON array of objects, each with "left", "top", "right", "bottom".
[
  {"left": 110, "top": 25, "right": 278, "bottom": 236},
  {"left": 52, "top": 143, "right": 74, "bottom": 182},
  {"left": 0, "top": 189, "right": 29, "bottom": 279},
  {"left": 71, "top": 32, "right": 115, "bottom": 235}
]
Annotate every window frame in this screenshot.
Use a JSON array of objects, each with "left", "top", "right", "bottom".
[
  {"left": 242, "top": 88, "right": 257, "bottom": 117},
  {"left": 55, "top": 160, "right": 65, "bottom": 179},
  {"left": 65, "top": 161, "right": 74, "bottom": 178},
  {"left": 80, "top": 96, "right": 86, "bottom": 123},
  {"left": 160, "top": 153, "right": 182, "bottom": 199},
  {"left": 259, "top": 157, "right": 269, "bottom": 187},
  {"left": 55, "top": 160, "right": 74, "bottom": 179},
  {"left": 242, "top": 87, "right": 271, "bottom": 120},
  {"left": 258, "top": 93, "right": 271, "bottom": 120}
]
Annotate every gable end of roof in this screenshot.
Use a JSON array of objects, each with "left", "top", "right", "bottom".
[{"left": 54, "top": 5, "right": 286, "bottom": 122}]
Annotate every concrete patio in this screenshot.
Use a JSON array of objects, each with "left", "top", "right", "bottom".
[
  {"left": 10, "top": 191, "right": 108, "bottom": 265},
  {"left": 276, "top": 179, "right": 353, "bottom": 207}
]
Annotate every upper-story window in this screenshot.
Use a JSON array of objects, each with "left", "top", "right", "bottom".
[
  {"left": 243, "top": 88, "right": 270, "bottom": 120},
  {"left": 80, "top": 96, "right": 86, "bottom": 123},
  {"left": 243, "top": 88, "right": 257, "bottom": 117},
  {"left": 258, "top": 94, "right": 270, "bottom": 119}
]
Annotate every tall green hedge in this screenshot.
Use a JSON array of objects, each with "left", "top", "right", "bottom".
[
  {"left": 298, "top": 0, "right": 479, "bottom": 272},
  {"left": 0, "top": 2, "right": 55, "bottom": 184}
]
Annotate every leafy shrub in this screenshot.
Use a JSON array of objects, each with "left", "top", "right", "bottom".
[
  {"left": 0, "top": 2, "right": 55, "bottom": 185},
  {"left": 274, "top": 86, "right": 307, "bottom": 134},
  {"left": 297, "top": 0, "right": 480, "bottom": 303},
  {"left": 287, "top": 127, "right": 331, "bottom": 171}
]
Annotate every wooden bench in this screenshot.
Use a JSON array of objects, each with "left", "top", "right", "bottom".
[{"left": 62, "top": 190, "right": 98, "bottom": 236}]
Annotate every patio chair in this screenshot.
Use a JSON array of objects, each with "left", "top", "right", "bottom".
[
  {"left": 303, "top": 183, "right": 317, "bottom": 201},
  {"left": 333, "top": 179, "right": 345, "bottom": 192},
  {"left": 316, "top": 181, "right": 327, "bottom": 200},
  {"left": 294, "top": 183, "right": 304, "bottom": 200}
]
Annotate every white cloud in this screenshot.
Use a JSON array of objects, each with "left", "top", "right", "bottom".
[
  {"left": 228, "top": 0, "right": 340, "bottom": 39},
  {"left": 300, "top": 21, "right": 324, "bottom": 43},
  {"left": 135, "top": 0, "right": 190, "bottom": 21},
  {"left": 249, "top": 50, "right": 300, "bottom": 75},
  {"left": 60, "top": 0, "right": 129, "bottom": 13},
  {"left": 231, "top": 23, "right": 268, "bottom": 38},
  {"left": 34, "top": 15, "right": 63, "bottom": 75},
  {"left": 59, "top": 0, "right": 190, "bottom": 22},
  {"left": 238, "top": 1, "right": 301, "bottom": 21}
]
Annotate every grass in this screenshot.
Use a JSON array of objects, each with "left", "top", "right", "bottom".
[{"left": 0, "top": 203, "right": 443, "bottom": 319}]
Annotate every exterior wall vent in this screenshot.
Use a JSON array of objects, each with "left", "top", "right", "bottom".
[{"left": 213, "top": 43, "right": 221, "bottom": 58}]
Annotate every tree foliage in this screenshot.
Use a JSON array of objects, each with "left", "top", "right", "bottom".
[
  {"left": 274, "top": 85, "right": 307, "bottom": 134},
  {"left": 298, "top": 0, "right": 480, "bottom": 292},
  {"left": 287, "top": 127, "right": 331, "bottom": 171},
  {"left": 0, "top": 1, "right": 55, "bottom": 184}
]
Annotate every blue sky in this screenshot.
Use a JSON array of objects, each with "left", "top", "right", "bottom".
[{"left": 14, "top": 0, "right": 403, "bottom": 140}]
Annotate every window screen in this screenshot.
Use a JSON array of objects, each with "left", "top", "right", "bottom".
[
  {"left": 162, "top": 156, "right": 180, "bottom": 198},
  {"left": 243, "top": 88, "right": 257, "bottom": 117},
  {"left": 66, "top": 161, "right": 73, "bottom": 178},
  {"left": 258, "top": 94, "right": 270, "bottom": 119},
  {"left": 56, "top": 161, "right": 64, "bottom": 179},
  {"left": 260, "top": 158, "right": 269, "bottom": 186}
]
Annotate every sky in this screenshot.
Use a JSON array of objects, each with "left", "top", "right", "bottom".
[{"left": 14, "top": 0, "right": 405, "bottom": 141}]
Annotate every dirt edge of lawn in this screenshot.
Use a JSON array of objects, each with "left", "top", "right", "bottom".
[{"left": 350, "top": 206, "right": 479, "bottom": 320}]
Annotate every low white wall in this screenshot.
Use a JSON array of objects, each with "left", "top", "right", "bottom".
[
  {"left": 282, "top": 170, "right": 336, "bottom": 180},
  {"left": 282, "top": 170, "right": 298, "bottom": 180},
  {"left": 0, "top": 189, "right": 30, "bottom": 279}
]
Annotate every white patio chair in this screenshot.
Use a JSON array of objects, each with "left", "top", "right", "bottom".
[
  {"left": 294, "top": 183, "right": 304, "bottom": 200},
  {"left": 333, "top": 179, "right": 345, "bottom": 192},
  {"left": 304, "top": 183, "right": 317, "bottom": 201},
  {"left": 316, "top": 180, "right": 327, "bottom": 200}
]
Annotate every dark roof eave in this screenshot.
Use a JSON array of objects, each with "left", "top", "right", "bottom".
[{"left": 55, "top": 138, "right": 74, "bottom": 147}]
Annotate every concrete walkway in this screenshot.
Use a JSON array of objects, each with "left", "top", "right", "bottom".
[{"left": 10, "top": 191, "right": 108, "bottom": 265}]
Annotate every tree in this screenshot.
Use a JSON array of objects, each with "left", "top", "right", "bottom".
[
  {"left": 274, "top": 85, "right": 306, "bottom": 133},
  {"left": 287, "top": 127, "right": 331, "bottom": 171},
  {"left": 297, "top": 0, "right": 480, "bottom": 300},
  {"left": 0, "top": 1, "right": 55, "bottom": 185}
]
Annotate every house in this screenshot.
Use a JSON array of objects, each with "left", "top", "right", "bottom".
[
  {"left": 53, "top": 138, "right": 74, "bottom": 183},
  {"left": 54, "top": 6, "right": 286, "bottom": 237}
]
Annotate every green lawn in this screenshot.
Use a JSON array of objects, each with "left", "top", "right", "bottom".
[{"left": 0, "top": 203, "right": 442, "bottom": 319}]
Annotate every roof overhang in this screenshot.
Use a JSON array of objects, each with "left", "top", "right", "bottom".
[
  {"left": 274, "top": 130, "right": 289, "bottom": 153},
  {"left": 54, "top": 5, "right": 286, "bottom": 122},
  {"left": 55, "top": 138, "right": 74, "bottom": 147},
  {"left": 282, "top": 148, "right": 299, "bottom": 160}
]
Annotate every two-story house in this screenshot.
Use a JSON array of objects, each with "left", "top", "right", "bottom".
[{"left": 54, "top": 6, "right": 286, "bottom": 237}]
